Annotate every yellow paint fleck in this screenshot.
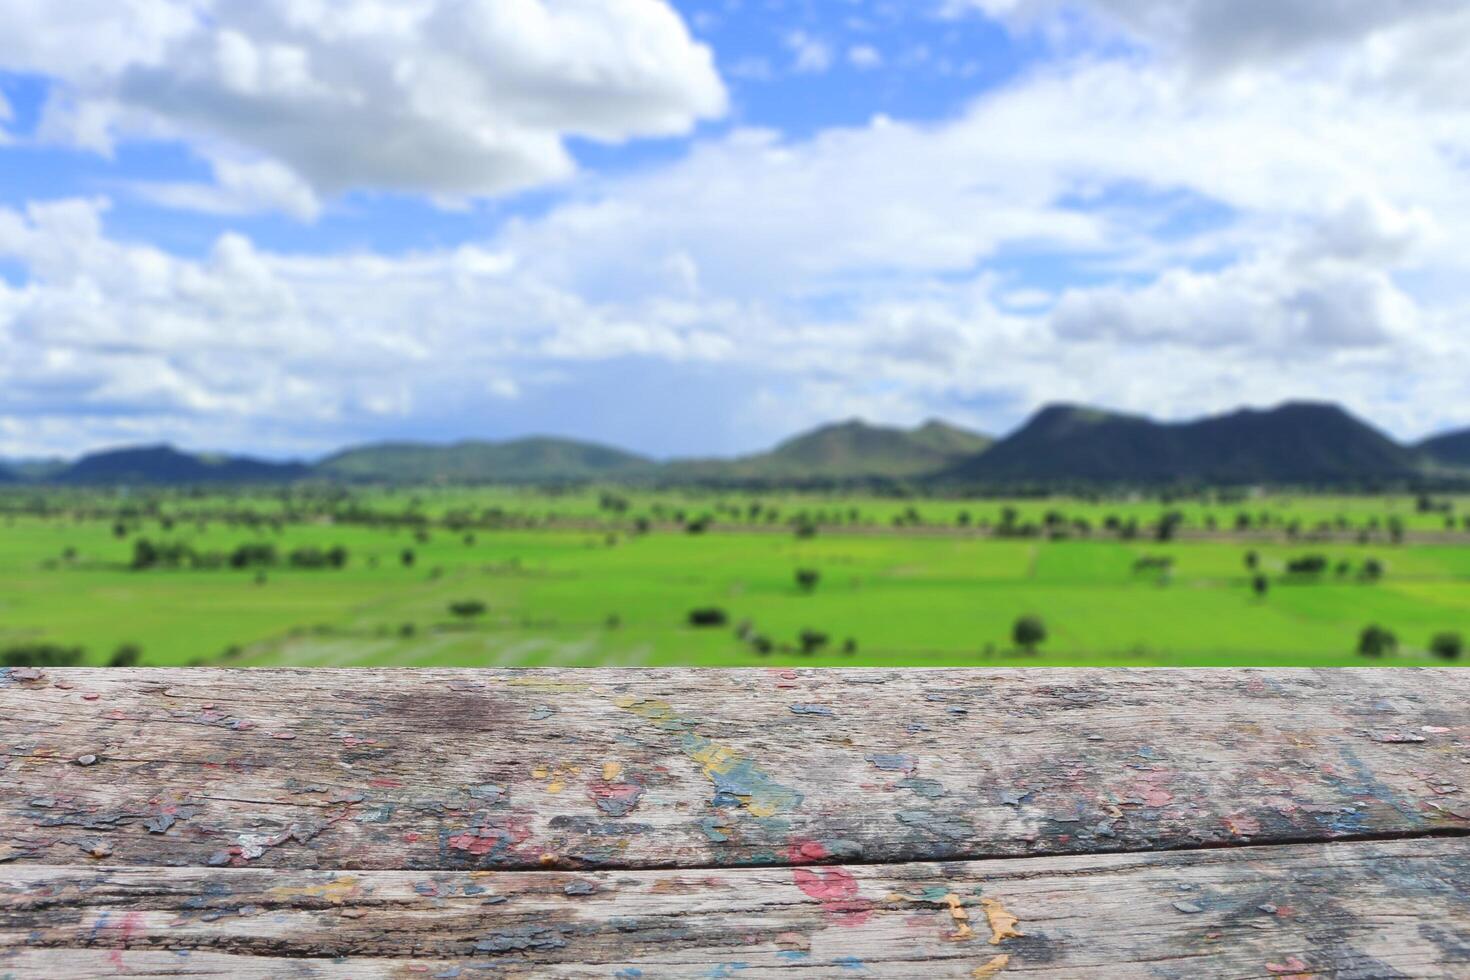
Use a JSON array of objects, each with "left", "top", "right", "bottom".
[
  {"left": 981, "top": 897, "right": 1023, "bottom": 945},
  {"left": 269, "top": 876, "right": 360, "bottom": 905},
  {"left": 603, "top": 761, "right": 623, "bottom": 782},
  {"left": 945, "top": 893, "right": 974, "bottom": 941},
  {"left": 972, "top": 954, "right": 1010, "bottom": 978},
  {"left": 547, "top": 780, "right": 565, "bottom": 794},
  {"left": 532, "top": 765, "right": 549, "bottom": 779}
]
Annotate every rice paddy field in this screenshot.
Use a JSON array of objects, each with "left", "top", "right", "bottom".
[{"left": 1, "top": 487, "right": 1467, "bottom": 669}]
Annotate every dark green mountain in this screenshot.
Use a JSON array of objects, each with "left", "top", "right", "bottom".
[
  {"left": 947, "top": 401, "right": 1426, "bottom": 485},
  {"left": 58, "top": 446, "right": 308, "bottom": 484},
  {"left": 1419, "top": 428, "right": 1470, "bottom": 468},
  {"left": 316, "top": 437, "right": 652, "bottom": 483},
  {"left": 2, "top": 458, "right": 67, "bottom": 481},
  {"left": 666, "top": 419, "right": 992, "bottom": 483}
]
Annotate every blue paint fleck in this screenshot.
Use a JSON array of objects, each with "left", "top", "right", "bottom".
[{"left": 865, "top": 753, "right": 916, "bottom": 772}]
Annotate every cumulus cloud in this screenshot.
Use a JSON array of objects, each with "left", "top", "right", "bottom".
[
  {"left": 966, "top": 0, "right": 1470, "bottom": 95},
  {"left": 0, "top": 0, "right": 726, "bottom": 212},
  {"left": 4, "top": 2, "right": 1470, "bottom": 452}
]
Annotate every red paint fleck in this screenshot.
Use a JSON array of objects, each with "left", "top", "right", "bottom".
[
  {"left": 270, "top": 732, "right": 297, "bottom": 740},
  {"left": 403, "top": 832, "right": 421, "bottom": 843},
  {"left": 1266, "top": 956, "right": 1312, "bottom": 974},
  {"left": 792, "top": 867, "right": 872, "bottom": 925},
  {"left": 786, "top": 839, "right": 829, "bottom": 863},
  {"left": 82, "top": 693, "right": 100, "bottom": 701},
  {"left": 448, "top": 833, "right": 500, "bottom": 856}
]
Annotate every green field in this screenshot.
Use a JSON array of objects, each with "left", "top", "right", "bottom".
[{"left": 2, "top": 488, "right": 1467, "bottom": 668}]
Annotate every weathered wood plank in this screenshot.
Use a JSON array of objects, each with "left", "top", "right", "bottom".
[
  {"left": 2, "top": 839, "right": 1467, "bottom": 978},
  {"left": 1, "top": 668, "right": 1466, "bottom": 870}
]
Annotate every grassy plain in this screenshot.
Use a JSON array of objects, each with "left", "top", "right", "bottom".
[{"left": 1, "top": 489, "right": 1467, "bottom": 669}]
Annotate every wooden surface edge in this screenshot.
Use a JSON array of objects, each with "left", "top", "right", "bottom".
[{"left": 3, "top": 837, "right": 1468, "bottom": 978}]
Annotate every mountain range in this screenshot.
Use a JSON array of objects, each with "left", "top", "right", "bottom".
[{"left": 5, "top": 402, "right": 1468, "bottom": 488}]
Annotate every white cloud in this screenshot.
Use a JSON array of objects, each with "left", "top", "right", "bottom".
[
  {"left": 129, "top": 157, "right": 322, "bottom": 220},
  {"left": 785, "top": 31, "right": 834, "bottom": 74},
  {"left": 848, "top": 44, "right": 884, "bottom": 71},
  {"left": 965, "top": 0, "right": 1470, "bottom": 94},
  {"left": 5, "top": 3, "right": 1470, "bottom": 452},
  {"left": 0, "top": 0, "right": 726, "bottom": 213}
]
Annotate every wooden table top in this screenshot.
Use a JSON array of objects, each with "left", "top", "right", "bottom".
[{"left": 2, "top": 667, "right": 1467, "bottom": 977}]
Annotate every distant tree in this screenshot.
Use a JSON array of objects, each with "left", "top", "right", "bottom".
[
  {"left": 399, "top": 622, "right": 417, "bottom": 638},
  {"left": 2, "top": 643, "right": 84, "bottom": 668},
  {"left": 1360, "top": 558, "right": 1385, "bottom": 582},
  {"left": 1357, "top": 624, "right": 1398, "bottom": 659},
  {"left": 1252, "top": 574, "right": 1270, "bottom": 599},
  {"left": 1285, "top": 554, "right": 1328, "bottom": 577},
  {"left": 798, "top": 629, "right": 829, "bottom": 655},
  {"left": 1244, "top": 550, "right": 1259, "bottom": 571},
  {"left": 841, "top": 637, "right": 858, "bottom": 655},
  {"left": 688, "top": 608, "right": 729, "bottom": 628},
  {"left": 1155, "top": 511, "right": 1184, "bottom": 542},
  {"left": 1430, "top": 632, "right": 1464, "bottom": 661},
  {"left": 448, "top": 599, "right": 487, "bottom": 620},
  {"left": 107, "top": 644, "right": 142, "bottom": 668},
  {"left": 1013, "top": 615, "right": 1047, "bottom": 654},
  {"left": 795, "top": 568, "right": 821, "bottom": 593},
  {"left": 400, "top": 548, "right": 416, "bottom": 568},
  {"left": 112, "top": 522, "right": 129, "bottom": 539},
  {"left": 131, "top": 538, "right": 159, "bottom": 570}
]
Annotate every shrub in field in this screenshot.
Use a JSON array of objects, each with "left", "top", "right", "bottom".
[
  {"left": 798, "top": 629, "right": 829, "bottom": 655},
  {"left": 1252, "top": 574, "right": 1270, "bottom": 599},
  {"left": 795, "top": 568, "right": 821, "bottom": 592},
  {"left": 448, "top": 600, "right": 487, "bottom": 620},
  {"left": 688, "top": 608, "right": 729, "bottom": 628},
  {"left": 108, "top": 644, "right": 142, "bottom": 668},
  {"left": 229, "top": 543, "right": 277, "bottom": 569},
  {"left": 2, "top": 644, "right": 84, "bottom": 667},
  {"left": 1285, "top": 554, "right": 1328, "bottom": 577},
  {"left": 1013, "top": 615, "right": 1047, "bottom": 654},
  {"left": 1357, "top": 624, "right": 1397, "bottom": 658},
  {"left": 1430, "top": 632, "right": 1463, "bottom": 661}
]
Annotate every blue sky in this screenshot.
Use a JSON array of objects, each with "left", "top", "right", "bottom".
[{"left": 1, "top": 0, "right": 1468, "bottom": 458}]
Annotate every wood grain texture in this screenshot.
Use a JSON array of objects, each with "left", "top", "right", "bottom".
[
  {"left": 1, "top": 668, "right": 1467, "bottom": 871},
  {"left": 3, "top": 839, "right": 1467, "bottom": 978}
]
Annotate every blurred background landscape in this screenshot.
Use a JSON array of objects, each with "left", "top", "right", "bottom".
[
  {"left": 4, "top": 399, "right": 1469, "bottom": 669},
  {"left": 3, "top": 2, "right": 1470, "bottom": 670}
]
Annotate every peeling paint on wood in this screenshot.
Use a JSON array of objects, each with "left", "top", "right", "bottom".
[
  {"left": 2, "top": 668, "right": 1464, "bottom": 872},
  {"left": 0, "top": 667, "right": 1467, "bottom": 977},
  {"left": 1, "top": 839, "right": 1466, "bottom": 977}
]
